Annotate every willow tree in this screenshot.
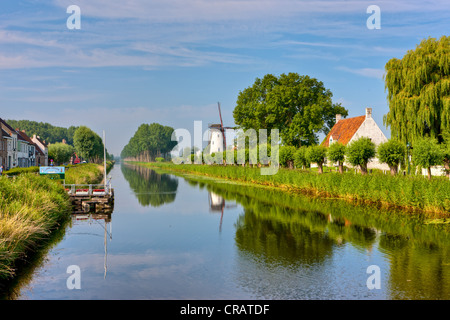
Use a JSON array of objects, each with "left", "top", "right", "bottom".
[{"left": 383, "top": 36, "right": 450, "bottom": 145}]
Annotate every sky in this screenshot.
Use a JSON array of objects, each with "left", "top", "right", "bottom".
[{"left": 0, "top": 0, "right": 449, "bottom": 156}]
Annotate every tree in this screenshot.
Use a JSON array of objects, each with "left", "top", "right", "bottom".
[
  {"left": 279, "top": 146, "right": 297, "bottom": 168},
  {"left": 345, "top": 137, "right": 376, "bottom": 175},
  {"left": 327, "top": 142, "right": 346, "bottom": 173},
  {"left": 73, "top": 126, "right": 104, "bottom": 163},
  {"left": 412, "top": 137, "right": 444, "bottom": 180},
  {"left": 233, "top": 73, "right": 348, "bottom": 147},
  {"left": 306, "top": 145, "right": 327, "bottom": 174},
  {"left": 48, "top": 142, "right": 74, "bottom": 165},
  {"left": 6, "top": 119, "right": 78, "bottom": 145},
  {"left": 377, "top": 139, "right": 406, "bottom": 175},
  {"left": 121, "top": 123, "right": 177, "bottom": 161},
  {"left": 294, "top": 146, "right": 309, "bottom": 169},
  {"left": 384, "top": 36, "right": 450, "bottom": 145}
]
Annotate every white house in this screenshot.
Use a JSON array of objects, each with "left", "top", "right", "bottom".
[{"left": 322, "top": 108, "right": 389, "bottom": 170}]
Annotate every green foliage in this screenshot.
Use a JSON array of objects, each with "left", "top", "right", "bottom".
[
  {"left": 48, "top": 142, "right": 75, "bottom": 165},
  {"left": 306, "top": 145, "right": 327, "bottom": 173},
  {"left": 384, "top": 36, "right": 450, "bottom": 144},
  {"left": 0, "top": 174, "right": 71, "bottom": 280},
  {"left": 3, "top": 166, "right": 39, "bottom": 176},
  {"left": 142, "top": 162, "right": 450, "bottom": 214},
  {"left": 279, "top": 146, "right": 297, "bottom": 168},
  {"left": 73, "top": 126, "right": 104, "bottom": 163},
  {"left": 345, "top": 137, "right": 376, "bottom": 174},
  {"left": 412, "top": 137, "right": 444, "bottom": 179},
  {"left": 377, "top": 139, "right": 406, "bottom": 175},
  {"left": 233, "top": 72, "right": 348, "bottom": 146},
  {"left": 121, "top": 123, "right": 177, "bottom": 161},
  {"left": 294, "top": 146, "right": 309, "bottom": 169},
  {"left": 327, "top": 142, "right": 346, "bottom": 173},
  {"left": 6, "top": 119, "right": 78, "bottom": 145},
  {"left": 155, "top": 157, "right": 165, "bottom": 162}
]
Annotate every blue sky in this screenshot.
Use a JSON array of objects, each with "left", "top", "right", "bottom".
[{"left": 0, "top": 0, "right": 449, "bottom": 155}]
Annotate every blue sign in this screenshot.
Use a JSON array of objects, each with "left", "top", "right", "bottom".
[{"left": 39, "top": 166, "right": 65, "bottom": 175}]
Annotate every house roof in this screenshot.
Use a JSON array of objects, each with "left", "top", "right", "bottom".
[
  {"left": 2, "top": 128, "right": 11, "bottom": 138},
  {"left": 321, "top": 115, "right": 366, "bottom": 147},
  {"left": 0, "top": 118, "right": 16, "bottom": 135}
]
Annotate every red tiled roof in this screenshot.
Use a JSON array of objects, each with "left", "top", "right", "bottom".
[{"left": 321, "top": 115, "right": 366, "bottom": 147}]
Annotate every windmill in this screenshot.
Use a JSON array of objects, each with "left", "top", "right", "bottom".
[{"left": 208, "top": 102, "right": 233, "bottom": 155}]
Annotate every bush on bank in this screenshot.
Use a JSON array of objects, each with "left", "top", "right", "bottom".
[{"left": 0, "top": 174, "right": 71, "bottom": 280}]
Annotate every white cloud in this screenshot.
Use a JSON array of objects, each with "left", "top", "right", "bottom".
[{"left": 336, "top": 66, "right": 385, "bottom": 79}]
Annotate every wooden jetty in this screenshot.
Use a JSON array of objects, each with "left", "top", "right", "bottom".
[{"left": 65, "top": 181, "right": 114, "bottom": 214}]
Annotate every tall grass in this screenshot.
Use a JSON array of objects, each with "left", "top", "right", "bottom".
[
  {"left": 0, "top": 174, "right": 71, "bottom": 280},
  {"left": 136, "top": 161, "right": 450, "bottom": 215}
]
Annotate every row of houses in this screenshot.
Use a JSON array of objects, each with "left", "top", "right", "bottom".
[{"left": 0, "top": 118, "right": 48, "bottom": 170}]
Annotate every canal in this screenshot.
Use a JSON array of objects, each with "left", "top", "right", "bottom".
[{"left": 3, "top": 163, "right": 450, "bottom": 299}]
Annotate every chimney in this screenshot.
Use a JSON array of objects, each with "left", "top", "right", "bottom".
[
  {"left": 365, "top": 108, "right": 372, "bottom": 119},
  {"left": 336, "top": 114, "right": 342, "bottom": 123}
]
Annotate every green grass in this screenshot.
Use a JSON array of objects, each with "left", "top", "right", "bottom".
[
  {"left": 0, "top": 161, "right": 115, "bottom": 281},
  {"left": 0, "top": 174, "right": 71, "bottom": 280},
  {"left": 133, "top": 161, "right": 450, "bottom": 216}
]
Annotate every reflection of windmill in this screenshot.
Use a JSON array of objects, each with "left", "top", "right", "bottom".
[
  {"left": 208, "top": 191, "right": 237, "bottom": 232},
  {"left": 208, "top": 102, "right": 233, "bottom": 155}
]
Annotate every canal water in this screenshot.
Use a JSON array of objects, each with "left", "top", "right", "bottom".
[{"left": 4, "top": 163, "right": 450, "bottom": 299}]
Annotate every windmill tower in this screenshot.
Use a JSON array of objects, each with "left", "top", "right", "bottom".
[{"left": 208, "top": 102, "right": 233, "bottom": 155}]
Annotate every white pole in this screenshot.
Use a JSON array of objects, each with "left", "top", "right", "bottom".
[{"left": 103, "top": 130, "right": 107, "bottom": 191}]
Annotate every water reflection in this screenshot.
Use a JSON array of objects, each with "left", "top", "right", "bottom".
[
  {"left": 186, "top": 176, "right": 450, "bottom": 299},
  {"left": 71, "top": 213, "right": 112, "bottom": 279},
  {"left": 121, "top": 163, "right": 178, "bottom": 207}
]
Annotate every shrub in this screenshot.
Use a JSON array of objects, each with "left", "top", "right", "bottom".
[
  {"left": 412, "top": 137, "right": 444, "bottom": 180},
  {"left": 377, "top": 139, "right": 406, "bottom": 175},
  {"left": 294, "top": 146, "right": 309, "bottom": 169},
  {"left": 155, "top": 157, "right": 165, "bottom": 162},
  {"left": 279, "top": 146, "right": 297, "bottom": 168},
  {"left": 306, "top": 145, "right": 327, "bottom": 174},
  {"left": 346, "top": 137, "right": 376, "bottom": 175},
  {"left": 327, "top": 142, "right": 346, "bottom": 173}
]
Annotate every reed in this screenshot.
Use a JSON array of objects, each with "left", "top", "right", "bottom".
[
  {"left": 0, "top": 173, "right": 71, "bottom": 280},
  {"left": 135, "top": 161, "right": 450, "bottom": 215}
]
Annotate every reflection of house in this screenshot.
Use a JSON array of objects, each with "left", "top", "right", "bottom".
[{"left": 322, "top": 108, "right": 389, "bottom": 170}]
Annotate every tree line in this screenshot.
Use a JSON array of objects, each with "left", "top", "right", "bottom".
[
  {"left": 10, "top": 120, "right": 113, "bottom": 165},
  {"left": 6, "top": 119, "right": 78, "bottom": 145},
  {"left": 48, "top": 126, "right": 113, "bottom": 165},
  {"left": 120, "top": 123, "right": 177, "bottom": 161}
]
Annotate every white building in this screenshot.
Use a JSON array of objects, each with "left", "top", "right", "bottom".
[
  {"left": 208, "top": 124, "right": 225, "bottom": 155},
  {"left": 322, "top": 107, "right": 389, "bottom": 170}
]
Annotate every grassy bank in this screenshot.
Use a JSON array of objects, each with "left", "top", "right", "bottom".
[
  {"left": 0, "top": 161, "right": 114, "bottom": 282},
  {"left": 132, "top": 161, "right": 450, "bottom": 216},
  {"left": 0, "top": 174, "right": 71, "bottom": 280}
]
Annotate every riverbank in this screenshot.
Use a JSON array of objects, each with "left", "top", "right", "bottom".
[
  {"left": 129, "top": 161, "right": 450, "bottom": 217},
  {"left": 0, "top": 162, "right": 113, "bottom": 282}
]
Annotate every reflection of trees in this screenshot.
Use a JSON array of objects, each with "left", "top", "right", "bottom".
[
  {"left": 235, "top": 207, "right": 335, "bottom": 266},
  {"left": 183, "top": 176, "right": 450, "bottom": 299},
  {"left": 121, "top": 164, "right": 178, "bottom": 207},
  {"left": 379, "top": 234, "right": 450, "bottom": 299}
]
